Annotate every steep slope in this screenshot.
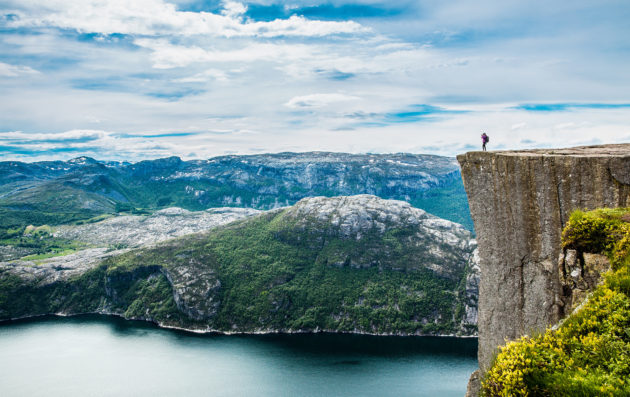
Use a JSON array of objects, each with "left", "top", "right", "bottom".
[
  {"left": 0, "top": 195, "right": 478, "bottom": 335},
  {"left": 0, "top": 152, "right": 472, "bottom": 230},
  {"left": 457, "top": 144, "right": 630, "bottom": 373},
  {"left": 483, "top": 208, "right": 630, "bottom": 395}
]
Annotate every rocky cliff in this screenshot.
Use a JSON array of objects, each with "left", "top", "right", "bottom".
[{"left": 457, "top": 144, "right": 630, "bottom": 372}]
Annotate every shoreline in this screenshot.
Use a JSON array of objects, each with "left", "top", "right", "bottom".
[{"left": 0, "top": 311, "right": 479, "bottom": 339}]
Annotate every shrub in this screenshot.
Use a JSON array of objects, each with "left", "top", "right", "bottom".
[{"left": 482, "top": 208, "right": 630, "bottom": 396}]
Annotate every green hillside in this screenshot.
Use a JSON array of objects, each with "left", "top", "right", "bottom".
[{"left": 0, "top": 196, "right": 478, "bottom": 336}]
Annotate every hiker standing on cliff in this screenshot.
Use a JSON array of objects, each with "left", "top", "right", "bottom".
[{"left": 481, "top": 132, "right": 489, "bottom": 151}]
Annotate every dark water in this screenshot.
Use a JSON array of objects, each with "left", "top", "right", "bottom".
[{"left": 0, "top": 315, "right": 477, "bottom": 396}]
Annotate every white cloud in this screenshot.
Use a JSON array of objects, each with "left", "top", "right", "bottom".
[
  {"left": 4, "top": 0, "right": 367, "bottom": 38},
  {"left": 2, "top": 104, "right": 630, "bottom": 162},
  {"left": 221, "top": 1, "right": 247, "bottom": 19},
  {"left": 173, "top": 68, "right": 230, "bottom": 83},
  {"left": 0, "top": 62, "right": 39, "bottom": 77},
  {"left": 285, "top": 93, "right": 361, "bottom": 109},
  {"left": 134, "top": 38, "right": 315, "bottom": 68},
  {"left": 511, "top": 122, "right": 526, "bottom": 130},
  {"left": 553, "top": 121, "right": 591, "bottom": 130},
  {"left": 0, "top": 129, "right": 105, "bottom": 141},
  {"left": 1, "top": 0, "right": 629, "bottom": 162}
]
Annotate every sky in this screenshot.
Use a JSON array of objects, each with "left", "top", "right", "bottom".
[{"left": 0, "top": 0, "right": 629, "bottom": 162}]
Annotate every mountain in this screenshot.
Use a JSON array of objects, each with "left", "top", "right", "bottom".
[
  {"left": 0, "top": 152, "right": 472, "bottom": 230},
  {"left": 0, "top": 195, "right": 479, "bottom": 336}
]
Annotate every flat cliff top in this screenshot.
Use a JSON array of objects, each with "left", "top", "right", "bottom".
[
  {"left": 457, "top": 141, "right": 630, "bottom": 373},
  {"left": 458, "top": 143, "right": 630, "bottom": 159}
]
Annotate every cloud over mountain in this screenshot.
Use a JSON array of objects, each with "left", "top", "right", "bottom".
[{"left": 0, "top": 0, "right": 629, "bottom": 161}]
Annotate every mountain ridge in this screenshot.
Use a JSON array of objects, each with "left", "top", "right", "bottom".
[{"left": 0, "top": 152, "right": 472, "bottom": 230}]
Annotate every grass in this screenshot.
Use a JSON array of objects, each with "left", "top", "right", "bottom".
[
  {"left": 73, "top": 214, "right": 115, "bottom": 225},
  {"left": 0, "top": 226, "right": 88, "bottom": 261},
  {"left": 21, "top": 248, "right": 80, "bottom": 261}
]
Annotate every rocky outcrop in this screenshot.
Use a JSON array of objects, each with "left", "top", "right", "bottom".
[
  {"left": 558, "top": 250, "right": 611, "bottom": 314},
  {"left": 462, "top": 253, "right": 480, "bottom": 328},
  {"left": 54, "top": 207, "right": 260, "bottom": 248},
  {"left": 457, "top": 144, "right": 630, "bottom": 373},
  {"left": 163, "top": 259, "right": 222, "bottom": 321},
  {"left": 0, "top": 248, "right": 127, "bottom": 284},
  {"left": 281, "top": 195, "right": 476, "bottom": 278},
  {"left": 465, "top": 370, "right": 481, "bottom": 397}
]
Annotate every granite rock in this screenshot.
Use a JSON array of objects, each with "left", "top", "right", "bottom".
[{"left": 457, "top": 144, "right": 630, "bottom": 371}]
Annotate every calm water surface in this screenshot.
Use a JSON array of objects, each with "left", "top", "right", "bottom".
[{"left": 0, "top": 315, "right": 477, "bottom": 396}]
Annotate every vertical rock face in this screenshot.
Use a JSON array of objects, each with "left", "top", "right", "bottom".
[{"left": 457, "top": 144, "right": 630, "bottom": 371}]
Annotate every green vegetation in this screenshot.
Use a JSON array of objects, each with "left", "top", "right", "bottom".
[
  {"left": 73, "top": 214, "right": 115, "bottom": 225},
  {"left": 21, "top": 249, "right": 80, "bottom": 261},
  {"left": 113, "top": 203, "right": 150, "bottom": 215},
  {"left": 0, "top": 183, "right": 116, "bottom": 228},
  {"left": 0, "top": 225, "right": 87, "bottom": 261},
  {"left": 101, "top": 209, "right": 473, "bottom": 334},
  {"left": 0, "top": 206, "right": 475, "bottom": 335},
  {"left": 482, "top": 208, "right": 630, "bottom": 396},
  {"left": 0, "top": 263, "right": 186, "bottom": 326}
]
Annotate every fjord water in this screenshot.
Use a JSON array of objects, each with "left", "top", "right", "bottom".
[{"left": 0, "top": 316, "right": 476, "bottom": 397}]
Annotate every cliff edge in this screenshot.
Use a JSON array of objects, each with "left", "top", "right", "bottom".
[{"left": 457, "top": 144, "right": 630, "bottom": 372}]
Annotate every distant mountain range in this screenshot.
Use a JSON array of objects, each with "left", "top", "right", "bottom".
[{"left": 0, "top": 152, "right": 472, "bottom": 230}]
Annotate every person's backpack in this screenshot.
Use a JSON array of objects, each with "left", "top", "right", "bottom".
[{"left": 486, "top": 135, "right": 490, "bottom": 143}]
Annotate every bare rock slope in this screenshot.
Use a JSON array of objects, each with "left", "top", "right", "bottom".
[
  {"left": 285, "top": 195, "right": 476, "bottom": 279},
  {"left": 54, "top": 207, "right": 260, "bottom": 248}
]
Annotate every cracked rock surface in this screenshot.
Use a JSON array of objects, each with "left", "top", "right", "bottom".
[
  {"left": 458, "top": 144, "right": 630, "bottom": 372},
  {"left": 281, "top": 195, "right": 476, "bottom": 278},
  {"left": 54, "top": 207, "right": 260, "bottom": 248},
  {"left": 0, "top": 248, "right": 128, "bottom": 284}
]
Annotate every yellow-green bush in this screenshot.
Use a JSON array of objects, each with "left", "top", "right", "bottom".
[{"left": 482, "top": 208, "right": 630, "bottom": 396}]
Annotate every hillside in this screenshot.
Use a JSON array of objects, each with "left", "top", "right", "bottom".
[
  {"left": 0, "top": 152, "right": 472, "bottom": 231},
  {"left": 0, "top": 207, "right": 260, "bottom": 262},
  {"left": 0, "top": 195, "right": 479, "bottom": 336}
]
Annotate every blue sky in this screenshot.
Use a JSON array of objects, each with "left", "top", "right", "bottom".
[{"left": 0, "top": 0, "right": 629, "bottom": 161}]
